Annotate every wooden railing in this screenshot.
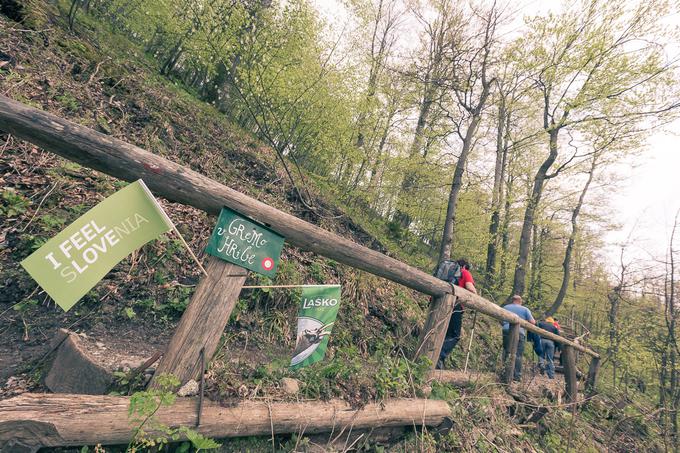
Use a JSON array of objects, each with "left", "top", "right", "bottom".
[{"left": 0, "top": 94, "right": 600, "bottom": 401}]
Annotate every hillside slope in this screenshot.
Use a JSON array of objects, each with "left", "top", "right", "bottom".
[{"left": 0, "top": 5, "right": 666, "bottom": 452}]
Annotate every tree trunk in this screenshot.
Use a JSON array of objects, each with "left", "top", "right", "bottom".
[
  {"left": 438, "top": 113, "right": 483, "bottom": 262},
  {"left": 0, "top": 394, "right": 451, "bottom": 449},
  {"left": 485, "top": 101, "right": 508, "bottom": 285},
  {"left": 546, "top": 156, "right": 597, "bottom": 316},
  {"left": 498, "top": 173, "right": 514, "bottom": 292},
  {"left": 393, "top": 83, "right": 436, "bottom": 229},
  {"left": 511, "top": 129, "right": 559, "bottom": 297}
]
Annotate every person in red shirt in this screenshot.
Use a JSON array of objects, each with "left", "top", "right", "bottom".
[{"left": 437, "top": 259, "right": 477, "bottom": 369}]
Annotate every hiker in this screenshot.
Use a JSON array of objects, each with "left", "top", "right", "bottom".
[
  {"left": 527, "top": 330, "right": 544, "bottom": 371},
  {"left": 501, "top": 295, "right": 535, "bottom": 381},
  {"left": 537, "top": 316, "right": 560, "bottom": 379},
  {"left": 435, "top": 259, "right": 477, "bottom": 369}
]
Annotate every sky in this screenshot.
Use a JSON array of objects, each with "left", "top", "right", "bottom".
[{"left": 311, "top": 0, "right": 680, "bottom": 269}]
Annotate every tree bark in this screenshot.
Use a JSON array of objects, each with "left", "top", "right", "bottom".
[
  {"left": 498, "top": 173, "right": 514, "bottom": 292},
  {"left": 546, "top": 155, "right": 597, "bottom": 316},
  {"left": 562, "top": 345, "right": 578, "bottom": 403},
  {"left": 586, "top": 356, "right": 601, "bottom": 396},
  {"left": 511, "top": 129, "right": 559, "bottom": 297},
  {"left": 438, "top": 115, "right": 479, "bottom": 261},
  {"left": 503, "top": 323, "right": 520, "bottom": 384},
  {"left": 485, "top": 100, "right": 508, "bottom": 284},
  {"left": 0, "top": 394, "right": 451, "bottom": 448},
  {"left": 415, "top": 294, "right": 456, "bottom": 367}
]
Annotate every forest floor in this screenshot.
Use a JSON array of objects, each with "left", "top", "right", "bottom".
[{"left": 0, "top": 4, "right": 669, "bottom": 452}]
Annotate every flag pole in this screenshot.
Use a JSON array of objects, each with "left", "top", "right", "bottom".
[
  {"left": 138, "top": 179, "right": 209, "bottom": 278},
  {"left": 171, "top": 226, "right": 209, "bottom": 277}
]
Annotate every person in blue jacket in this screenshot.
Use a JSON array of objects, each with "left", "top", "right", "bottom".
[{"left": 501, "top": 295, "right": 535, "bottom": 381}]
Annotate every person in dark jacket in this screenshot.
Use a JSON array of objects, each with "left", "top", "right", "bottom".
[
  {"left": 436, "top": 259, "right": 477, "bottom": 369},
  {"left": 537, "top": 316, "right": 560, "bottom": 379},
  {"left": 527, "top": 330, "right": 544, "bottom": 371}
]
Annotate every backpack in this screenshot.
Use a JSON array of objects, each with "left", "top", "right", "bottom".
[{"left": 434, "top": 260, "right": 463, "bottom": 286}]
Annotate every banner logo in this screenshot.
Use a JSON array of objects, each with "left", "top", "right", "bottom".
[
  {"left": 291, "top": 285, "right": 341, "bottom": 369},
  {"left": 21, "top": 180, "right": 173, "bottom": 311}
]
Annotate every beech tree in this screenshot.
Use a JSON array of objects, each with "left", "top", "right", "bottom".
[
  {"left": 509, "top": 0, "right": 680, "bottom": 297},
  {"left": 437, "top": 3, "right": 498, "bottom": 262}
]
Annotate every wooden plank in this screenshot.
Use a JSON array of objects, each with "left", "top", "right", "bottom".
[
  {"left": 585, "top": 356, "right": 600, "bottom": 396},
  {"left": 151, "top": 257, "right": 247, "bottom": 387},
  {"left": 504, "top": 323, "right": 520, "bottom": 384},
  {"left": 0, "top": 394, "right": 451, "bottom": 448},
  {"left": 0, "top": 95, "right": 598, "bottom": 359},
  {"left": 415, "top": 294, "right": 455, "bottom": 367},
  {"left": 562, "top": 345, "right": 578, "bottom": 403}
]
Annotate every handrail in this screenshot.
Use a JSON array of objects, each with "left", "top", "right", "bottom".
[{"left": 0, "top": 94, "right": 598, "bottom": 358}]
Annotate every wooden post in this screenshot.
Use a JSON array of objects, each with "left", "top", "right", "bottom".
[
  {"left": 585, "top": 356, "right": 601, "bottom": 396},
  {"left": 151, "top": 257, "right": 247, "bottom": 387},
  {"left": 504, "top": 323, "right": 520, "bottom": 384},
  {"left": 414, "top": 294, "right": 455, "bottom": 368},
  {"left": 562, "top": 345, "right": 578, "bottom": 403}
]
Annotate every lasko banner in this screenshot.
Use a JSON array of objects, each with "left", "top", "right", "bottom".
[
  {"left": 21, "top": 180, "right": 173, "bottom": 312},
  {"left": 205, "top": 207, "right": 285, "bottom": 277},
  {"left": 290, "top": 285, "right": 342, "bottom": 369}
]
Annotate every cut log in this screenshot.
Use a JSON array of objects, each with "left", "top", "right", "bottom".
[
  {"left": 415, "top": 294, "right": 455, "bottom": 367},
  {"left": 42, "top": 329, "right": 161, "bottom": 395},
  {"left": 0, "top": 394, "right": 451, "bottom": 448},
  {"left": 151, "top": 257, "right": 247, "bottom": 387}
]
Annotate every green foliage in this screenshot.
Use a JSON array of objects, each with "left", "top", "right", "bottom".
[
  {"left": 1, "top": 188, "right": 30, "bottom": 217},
  {"left": 374, "top": 353, "right": 430, "bottom": 399},
  {"left": 123, "top": 306, "right": 137, "bottom": 319},
  {"left": 429, "top": 381, "right": 460, "bottom": 401},
  {"left": 127, "top": 373, "right": 220, "bottom": 451},
  {"left": 55, "top": 92, "right": 80, "bottom": 112},
  {"left": 13, "top": 298, "right": 38, "bottom": 313}
]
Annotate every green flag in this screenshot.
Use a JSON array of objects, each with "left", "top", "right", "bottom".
[
  {"left": 205, "top": 206, "right": 285, "bottom": 277},
  {"left": 21, "top": 180, "right": 173, "bottom": 311},
  {"left": 290, "top": 285, "right": 342, "bottom": 369}
]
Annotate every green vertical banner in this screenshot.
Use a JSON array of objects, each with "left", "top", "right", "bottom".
[
  {"left": 290, "top": 285, "right": 342, "bottom": 369},
  {"left": 21, "top": 180, "right": 173, "bottom": 312}
]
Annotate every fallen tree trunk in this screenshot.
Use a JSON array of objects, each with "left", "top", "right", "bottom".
[{"left": 0, "top": 394, "right": 451, "bottom": 449}]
